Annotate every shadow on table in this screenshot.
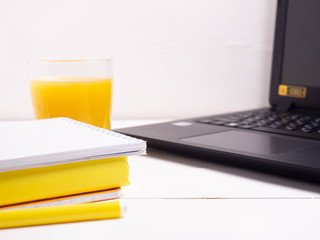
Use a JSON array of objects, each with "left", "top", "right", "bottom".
[{"left": 146, "top": 147, "right": 320, "bottom": 194}]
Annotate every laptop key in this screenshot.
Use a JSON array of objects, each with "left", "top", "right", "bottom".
[
  {"left": 270, "top": 122, "right": 281, "bottom": 129},
  {"left": 286, "top": 124, "right": 300, "bottom": 131},
  {"left": 210, "top": 121, "right": 227, "bottom": 125},
  {"left": 214, "top": 118, "right": 234, "bottom": 122},
  {"left": 224, "top": 122, "right": 239, "bottom": 127},
  {"left": 197, "top": 119, "right": 228, "bottom": 125},
  {"left": 256, "top": 120, "right": 268, "bottom": 127},
  {"left": 301, "top": 127, "right": 314, "bottom": 133},
  {"left": 197, "top": 119, "right": 212, "bottom": 124}
]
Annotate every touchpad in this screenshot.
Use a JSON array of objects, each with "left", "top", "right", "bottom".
[{"left": 181, "top": 130, "right": 316, "bottom": 155}]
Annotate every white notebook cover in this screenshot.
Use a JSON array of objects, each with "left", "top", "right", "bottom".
[{"left": 0, "top": 118, "right": 146, "bottom": 172}]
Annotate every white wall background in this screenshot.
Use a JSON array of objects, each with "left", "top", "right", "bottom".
[{"left": 0, "top": 0, "right": 277, "bottom": 120}]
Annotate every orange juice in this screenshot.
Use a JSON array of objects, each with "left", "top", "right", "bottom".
[{"left": 30, "top": 77, "right": 112, "bottom": 129}]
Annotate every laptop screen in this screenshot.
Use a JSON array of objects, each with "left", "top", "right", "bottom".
[
  {"left": 270, "top": 0, "right": 320, "bottom": 110},
  {"left": 281, "top": 0, "right": 320, "bottom": 88}
]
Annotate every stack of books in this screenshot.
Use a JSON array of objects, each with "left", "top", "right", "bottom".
[{"left": 0, "top": 118, "right": 146, "bottom": 228}]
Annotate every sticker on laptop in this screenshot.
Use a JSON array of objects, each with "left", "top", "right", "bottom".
[{"left": 278, "top": 84, "right": 307, "bottom": 98}]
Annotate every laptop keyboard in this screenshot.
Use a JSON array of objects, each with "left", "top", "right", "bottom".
[{"left": 197, "top": 109, "right": 320, "bottom": 140}]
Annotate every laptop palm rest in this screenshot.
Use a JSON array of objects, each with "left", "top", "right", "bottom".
[{"left": 181, "top": 130, "right": 316, "bottom": 156}]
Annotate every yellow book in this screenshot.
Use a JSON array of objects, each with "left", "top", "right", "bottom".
[
  {"left": 0, "top": 188, "right": 122, "bottom": 210},
  {"left": 0, "top": 157, "right": 130, "bottom": 206},
  {"left": 0, "top": 200, "right": 123, "bottom": 229}
]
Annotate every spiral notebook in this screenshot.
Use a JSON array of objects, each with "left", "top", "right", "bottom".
[{"left": 0, "top": 118, "right": 146, "bottom": 172}]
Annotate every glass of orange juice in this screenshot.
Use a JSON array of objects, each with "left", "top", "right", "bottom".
[{"left": 28, "top": 59, "right": 113, "bottom": 129}]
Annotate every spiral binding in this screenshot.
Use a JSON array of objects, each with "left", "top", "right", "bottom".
[{"left": 59, "top": 117, "right": 144, "bottom": 143}]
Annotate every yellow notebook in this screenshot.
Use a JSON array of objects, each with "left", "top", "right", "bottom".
[
  {"left": 0, "top": 200, "right": 123, "bottom": 229},
  {"left": 0, "top": 188, "right": 122, "bottom": 210},
  {"left": 0, "top": 157, "right": 130, "bottom": 206}
]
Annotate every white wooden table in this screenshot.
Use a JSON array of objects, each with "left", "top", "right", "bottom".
[{"left": 1, "top": 120, "right": 320, "bottom": 240}]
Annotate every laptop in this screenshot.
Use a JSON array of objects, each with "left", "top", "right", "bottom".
[{"left": 116, "top": 0, "right": 320, "bottom": 183}]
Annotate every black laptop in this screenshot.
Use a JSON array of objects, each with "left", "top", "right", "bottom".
[{"left": 116, "top": 0, "right": 320, "bottom": 182}]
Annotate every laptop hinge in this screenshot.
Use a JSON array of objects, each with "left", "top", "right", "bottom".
[{"left": 274, "top": 101, "right": 293, "bottom": 112}]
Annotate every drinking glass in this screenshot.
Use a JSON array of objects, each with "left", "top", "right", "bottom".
[{"left": 28, "top": 59, "right": 113, "bottom": 129}]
